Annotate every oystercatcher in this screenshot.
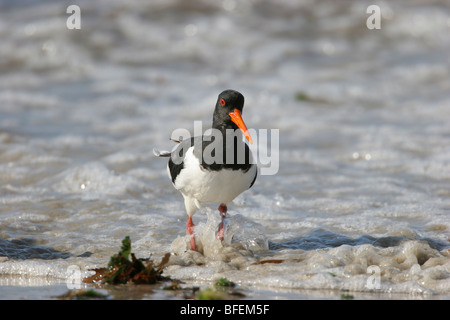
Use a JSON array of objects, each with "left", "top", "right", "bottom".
[{"left": 154, "top": 90, "right": 257, "bottom": 251}]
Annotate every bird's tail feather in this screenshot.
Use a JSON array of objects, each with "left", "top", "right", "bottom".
[
  {"left": 154, "top": 136, "right": 183, "bottom": 157},
  {"left": 153, "top": 148, "right": 171, "bottom": 157}
]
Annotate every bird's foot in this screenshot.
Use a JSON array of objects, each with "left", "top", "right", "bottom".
[
  {"left": 186, "top": 216, "right": 196, "bottom": 251},
  {"left": 189, "top": 236, "right": 196, "bottom": 251},
  {"left": 217, "top": 221, "right": 225, "bottom": 241},
  {"left": 216, "top": 203, "right": 227, "bottom": 241}
]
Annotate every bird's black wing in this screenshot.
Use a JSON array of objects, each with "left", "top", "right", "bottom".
[{"left": 167, "top": 136, "right": 197, "bottom": 184}]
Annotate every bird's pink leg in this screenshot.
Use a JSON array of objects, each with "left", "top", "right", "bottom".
[
  {"left": 186, "top": 216, "right": 196, "bottom": 251},
  {"left": 216, "top": 203, "right": 227, "bottom": 241}
]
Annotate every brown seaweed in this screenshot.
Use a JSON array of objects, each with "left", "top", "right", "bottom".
[{"left": 82, "top": 236, "right": 170, "bottom": 285}]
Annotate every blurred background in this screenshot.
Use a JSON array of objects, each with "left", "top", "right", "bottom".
[{"left": 0, "top": 0, "right": 449, "bottom": 298}]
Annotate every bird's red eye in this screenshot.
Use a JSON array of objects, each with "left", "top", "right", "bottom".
[{"left": 220, "top": 98, "right": 226, "bottom": 106}]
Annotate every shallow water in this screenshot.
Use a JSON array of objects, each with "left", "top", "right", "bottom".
[{"left": 0, "top": 0, "right": 449, "bottom": 299}]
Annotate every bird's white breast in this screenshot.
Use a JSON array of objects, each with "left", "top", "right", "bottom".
[{"left": 169, "top": 146, "right": 256, "bottom": 205}]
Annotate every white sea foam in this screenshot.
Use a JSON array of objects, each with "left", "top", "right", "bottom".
[{"left": 0, "top": 0, "right": 449, "bottom": 299}]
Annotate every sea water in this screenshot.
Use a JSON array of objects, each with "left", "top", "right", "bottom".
[{"left": 0, "top": 0, "right": 449, "bottom": 299}]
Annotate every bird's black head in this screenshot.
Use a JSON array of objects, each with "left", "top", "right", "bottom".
[{"left": 212, "top": 90, "right": 252, "bottom": 143}]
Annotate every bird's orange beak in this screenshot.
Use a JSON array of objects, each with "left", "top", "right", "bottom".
[{"left": 229, "top": 109, "right": 253, "bottom": 144}]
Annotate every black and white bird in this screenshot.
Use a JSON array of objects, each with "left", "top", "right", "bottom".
[{"left": 154, "top": 90, "right": 257, "bottom": 251}]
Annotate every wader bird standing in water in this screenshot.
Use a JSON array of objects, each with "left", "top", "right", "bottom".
[{"left": 154, "top": 90, "right": 257, "bottom": 251}]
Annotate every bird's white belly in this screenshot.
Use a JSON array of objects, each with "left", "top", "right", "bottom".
[{"left": 170, "top": 147, "right": 256, "bottom": 204}]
